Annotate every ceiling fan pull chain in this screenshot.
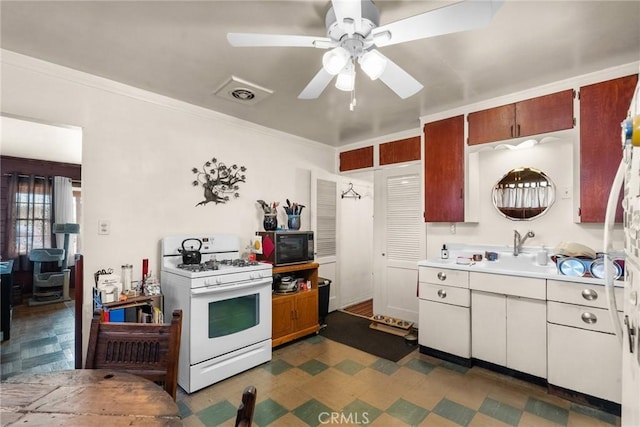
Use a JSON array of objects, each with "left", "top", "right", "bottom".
[{"left": 349, "top": 89, "right": 357, "bottom": 111}]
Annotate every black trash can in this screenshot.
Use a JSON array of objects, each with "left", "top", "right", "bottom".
[{"left": 317, "top": 277, "right": 331, "bottom": 328}]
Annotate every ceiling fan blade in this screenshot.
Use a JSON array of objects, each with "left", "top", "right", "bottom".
[
  {"left": 376, "top": 53, "right": 423, "bottom": 99},
  {"left": 331, "top": 0, "right": 362, "bottom": 34},
  {"left": 298, "top": 68, "right": 335, "bottom": 99},
  {"left": 372, "top": 0, "right": 504, "bottom": 48},
  {"left": 227, "top": 33, "right": 333, "bottom": 48}
]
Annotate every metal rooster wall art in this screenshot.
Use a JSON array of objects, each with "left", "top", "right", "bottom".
[{"left": 191, "top": 157, "right": 247, "bottom": 206}]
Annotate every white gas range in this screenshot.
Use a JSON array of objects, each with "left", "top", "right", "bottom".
[{"left": 161, "top": 234, "right": 273, "bottom": 393}]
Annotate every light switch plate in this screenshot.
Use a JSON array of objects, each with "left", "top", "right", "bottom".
[{"left": 98, "top": 219, "right": 110, "bottom": 235}]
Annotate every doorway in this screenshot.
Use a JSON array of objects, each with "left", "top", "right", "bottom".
[{"left": 0, "top": 114, "right": 83, "bottom": 375}]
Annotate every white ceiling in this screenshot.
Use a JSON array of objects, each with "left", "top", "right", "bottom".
[{"left": 1, "top": 1, "right": 639, "bottom": 147}]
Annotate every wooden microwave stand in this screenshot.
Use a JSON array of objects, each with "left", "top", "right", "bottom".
[{"left": 271, "top": 262, "right": 320, "bottom": 347}]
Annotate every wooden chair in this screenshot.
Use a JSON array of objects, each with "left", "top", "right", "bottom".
[
  {"left": 235, "top": 385, "right": 257, "bottom": 427},
  {"left": 85, "top": 309, "right": 182, "bottom": 400}
]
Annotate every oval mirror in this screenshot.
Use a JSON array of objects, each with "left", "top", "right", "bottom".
[{"left": 492, "top": 167, "right": 555, "bottom": 220}]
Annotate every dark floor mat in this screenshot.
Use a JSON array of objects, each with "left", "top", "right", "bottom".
[{"left": 319, "top": 310, "right": 416, "bottom": 362}]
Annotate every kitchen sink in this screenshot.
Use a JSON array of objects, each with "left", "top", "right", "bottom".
[{"left": 473, "top": 252, "right": 557, "bottom": 275}]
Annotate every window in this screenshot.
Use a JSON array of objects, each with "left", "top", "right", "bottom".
[{"left": 11, "top": 176, "right": 52, "bottom": 256}]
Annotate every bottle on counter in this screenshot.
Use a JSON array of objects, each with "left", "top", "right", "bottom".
[{"left": 441, "top": 244, "right": 449, "bottom": 259}]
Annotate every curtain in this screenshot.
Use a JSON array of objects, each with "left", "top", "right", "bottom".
[
  {"left": 54, "top": 176, "right": 77, "bottom": 267},
  {"left": 7, "top": 173, "right": 53, "bottom": 270}
]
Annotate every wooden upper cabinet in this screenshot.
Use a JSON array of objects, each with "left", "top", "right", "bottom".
[
  {"left": 379, "top": 136, "right": 421, "bottom": 165},
  {"left": 579, "top": 74, "right": 638, "bottom": 223},
  {"left": 468, "top": 104, "right": 515, "bottom": 145},
  {"left": 424, "top": 115, "right": 465, "bottom": 222},
  {"left": 468, "top": 90, "right": 575, "bottom": 145},
  {"left": 339, "top": 146, "right": 373, "bottom": 172}
]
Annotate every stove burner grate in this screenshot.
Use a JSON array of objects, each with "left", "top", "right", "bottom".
[{"left": 176, "top": 259, "right": 260, "bottom": 272}]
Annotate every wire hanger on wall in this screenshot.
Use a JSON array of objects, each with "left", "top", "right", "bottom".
[{"left": 341, "top": 182, "right": 361, "bottom": 199}]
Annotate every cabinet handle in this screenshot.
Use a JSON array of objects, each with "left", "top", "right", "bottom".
[
  {"left": 510, "top": 125, "right": 514, "bottom": 138},
  {"left": 581, "top": 289, "right": 598, "bottom": 301},
  {"left": 581, "top": 312, "right": 597, "bottom": 324},
  {"left": 437, "top": 289, "right": 447, "bottom": 299},
  {"left": 517, "top": 124, "right": 521, "bottom": 137},
  {"left": 624, "top": 315, "right": 636, "bottom": 354},
  {"left": 437, "top": 272, "right": 447, "bottom": 281}
]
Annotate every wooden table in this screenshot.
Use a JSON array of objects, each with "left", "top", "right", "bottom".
[{"left": 1, "top": 369, "right": 183, "bottom": 426}]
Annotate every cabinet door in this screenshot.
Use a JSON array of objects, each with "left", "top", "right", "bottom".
[
  {"left": 506, "top": 297, "right": 546, "bottom": 378},
  {"left": 548, "top": 323, "right": 621, "bottom": 403},
  {"left": 579, "top": 74, "right": 638, "bottom": 223},
  {"left": 272, "top": 296, "right": 295, "bottom": 339},
  {"left": 471, "top": 291, "right": 506, "bottom": 366},
  {"left": 516, "top": 89, "right": 574, "bottom": 138},
  {"left": 418, "top": 299, "right": 470, "bottom": 358},
  {"left": 468, "top": 104, "right": 515, "bottom": 145},
  {"left": 423, "top": 115, "right": 464, "bottom": 222},
  {"left": 295, "top": 290, "right": 319, "bottom": 331}
]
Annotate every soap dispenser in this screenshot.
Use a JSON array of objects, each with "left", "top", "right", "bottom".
[{"left": 441, "top": 244, "right": 449, "bottom": 260}]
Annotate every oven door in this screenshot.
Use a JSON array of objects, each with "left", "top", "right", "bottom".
[{"left": 189, "top": 277, "right": 272, "bottom": 365}]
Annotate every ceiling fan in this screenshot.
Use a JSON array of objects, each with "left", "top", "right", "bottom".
[{"left": 227, "top": 0, "right": 504, "bottom": 102}]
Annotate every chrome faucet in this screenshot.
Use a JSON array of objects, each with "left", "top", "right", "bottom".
[{"left": 513, "top": 230, "right": 535, "bottom": 256}]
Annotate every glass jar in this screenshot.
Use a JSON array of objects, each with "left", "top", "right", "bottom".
[
  {"left": 121, "top": 264, "right": 133, "bottom": 292},
  {"left": 287, "top": 214, "right": 301, "bottom": 230},
  {"left": 263, "top": 214, "right": 277, "bottom": 231}
]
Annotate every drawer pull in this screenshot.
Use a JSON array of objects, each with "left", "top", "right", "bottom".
[
  {"left": 581, "top": 312, "right": 597, "bottom": 324},
  {"left": 437, "top": 272, "right": 447, "bottom": 281},
  {"left": 581, "top": 289, "right": 598, "bottom": 301},
  {"left": 437, "top": 289, "right": 447, "bottom": 299}
]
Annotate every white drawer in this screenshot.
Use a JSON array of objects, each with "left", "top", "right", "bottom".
[
  {"left": 547, "top": 301, "right": 621, "bottom": 334},
  {"left": 547, "top": 279, "right": 624, "bottom": 310},
  {"left": 469, "top": 272, "right": 546, "bottom": 300},
  {"left": 419, "top": 266, "right": 469, "bottom": 289},
  {"left": 419, "top": 282, "right": 470, "bottom": 307}
]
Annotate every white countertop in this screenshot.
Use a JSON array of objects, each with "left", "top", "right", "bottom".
[{"left": 418, "top": 244, "right": 624, "bottom": 287}]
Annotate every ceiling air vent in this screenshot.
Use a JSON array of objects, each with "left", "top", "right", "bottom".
[{"left": 213, "top": 76, "right": 273, "bottom": 105}]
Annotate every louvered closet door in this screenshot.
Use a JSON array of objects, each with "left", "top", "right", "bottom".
[
  {"left": 373, "top": 164, "right": 424, "bottom": 324},
  {"left": 312, "top": 174, "right": 338, "bottom": 311}
]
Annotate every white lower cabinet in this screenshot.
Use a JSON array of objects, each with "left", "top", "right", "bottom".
[
  {"left": 418, "top": 267, "right": 470, "bottom": 359},
  {"left": 470, "top": 272, "right": 547, "bottom": 378},
  {"left": 419, "top": 298, "right": 470, "bottom": 358},
  {"left": 548, "top": 323, "right": 621, "bottom": 403},
  {"left": 547, "top": 279, "right": 623, "bottom": 403},
  {"left": 471, "top": 291, "right": 506, "bottom": 365},
  {"left": 506, "top": 296, "right": 547, "bottom": 377}
]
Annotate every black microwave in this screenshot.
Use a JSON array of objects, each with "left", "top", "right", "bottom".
[{"left": 256, "top": 231, "right": 314, "bottom": 266}]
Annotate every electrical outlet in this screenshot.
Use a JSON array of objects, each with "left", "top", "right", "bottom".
[
  {"left": 561, "top": 187, "right": 572, "bottom": 199},
  {"left": 98, "top": 219, "right": 110, "bottom": 235},
  {"left": 450, "top": 223, "right": 456, "bottom": 234}
]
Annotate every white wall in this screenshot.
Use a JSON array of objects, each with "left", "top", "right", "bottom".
[{"left": 1, "top": 50, "right": 336, "bottom": 355}]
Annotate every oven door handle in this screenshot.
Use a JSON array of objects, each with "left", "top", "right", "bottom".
[{"left": 190, "top": 278, "right": 271, "bottom": 296}]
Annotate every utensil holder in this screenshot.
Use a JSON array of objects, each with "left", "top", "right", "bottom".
[
  {"left": 287, "top": 214, "right": 301, "bottom": 230},
  {"left": 263, "top": 214, "right": 277, "bottom": 231}
]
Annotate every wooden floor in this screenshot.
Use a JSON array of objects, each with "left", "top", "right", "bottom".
[{"left": 343, "top": 298, "right": 373, "bottom": 318}]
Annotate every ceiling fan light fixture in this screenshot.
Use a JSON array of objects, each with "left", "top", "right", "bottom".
[
  {"left": 359, "top": 50, "right": 387, "bottom": 80},
  {"left": 322, "top": 47, "right": 350, "bottom": 75},
  {"left": 335, "top": 62, "right": 355, "bottom": 92}
]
